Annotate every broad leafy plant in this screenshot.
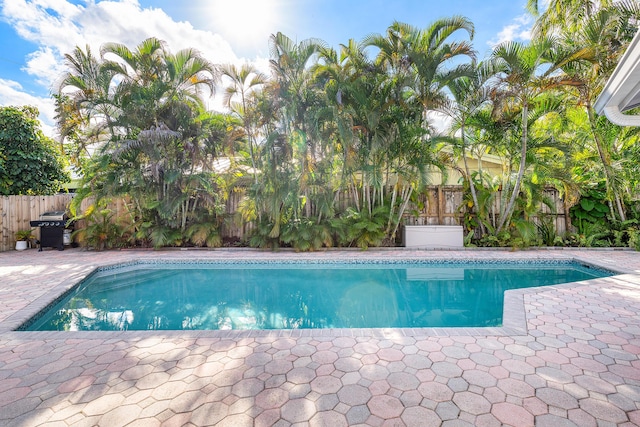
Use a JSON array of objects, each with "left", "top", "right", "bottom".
[
  {"left": 570, "top": 186, "right": 610, "bottom": 235},
  {"left": 0, "top": 106, "right": 69, "bottom": 195}
]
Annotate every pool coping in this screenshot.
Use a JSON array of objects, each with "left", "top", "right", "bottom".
[{"left": 2, "top": 253, "right": 627, "bottom": 338}]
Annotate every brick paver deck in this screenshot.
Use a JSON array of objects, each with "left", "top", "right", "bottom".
[{"left": 1, "top": 248, "right": 639, "bottom": 426}]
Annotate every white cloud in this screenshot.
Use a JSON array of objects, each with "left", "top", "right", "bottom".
[
  {"left": 77, "top": 1, "right": 240, "bottom": 63},
  {"left": 488, "top": 14, "right": 533, "bottom": 47},
  {"left": 0, "top": 0, "right": 269, "bottom": 136},
  {"left": 0, "top": 78, "right": 57, "bottom": 136},
  {"left": 24, "top": 47, "right": 67, "bottom": 88},
  {"left": 2, "top": 0, "right": 242, "bottom": 80}
]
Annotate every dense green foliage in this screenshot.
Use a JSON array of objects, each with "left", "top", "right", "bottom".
[
  {"left": 53, "top": 1, "right": 640, "bottom": 250},
  {"left": 0, "top": 106, "right": 69, "bottom": 195},
  {"left": 56, "top": 39, "right": 230, "bottom": 248}
]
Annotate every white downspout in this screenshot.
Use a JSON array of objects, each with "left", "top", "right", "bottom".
[{"left": 603, "top": 105, "right": 640, "bottom": 127}]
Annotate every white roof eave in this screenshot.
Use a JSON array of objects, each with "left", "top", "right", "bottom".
[{"left": 595, "top": 27, "right": 640, "bottom": 126}]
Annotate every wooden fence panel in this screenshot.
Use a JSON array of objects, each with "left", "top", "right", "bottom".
[
  {"left": 220, "top": 189, "right": 254, "bottom": 240},
  {"left": 0, "top": 186, "right": 568, "bottom": 251},
  {"left": 0, "top": 194, "right": 75, "bottom": 252}
]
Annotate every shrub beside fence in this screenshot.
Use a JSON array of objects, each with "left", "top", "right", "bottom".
[{"left": 0, "top": 186, "right": 568, "bottom": 252}]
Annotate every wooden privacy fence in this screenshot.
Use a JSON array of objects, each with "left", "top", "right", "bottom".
[
  {"left": 0, "top": 195, "right": 129, "bottom": 252},
  {"left": 1, "top": 195, "right": 73, "bottom": 252},
  {"left": 0, "top": 186, "right": 568, "bottom": 252},
  {"left": 403, "top": 186, "right": 568, "bottom": 236}
]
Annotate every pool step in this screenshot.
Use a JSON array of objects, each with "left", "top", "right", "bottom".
[{"left": 82, "top": 269, "right": 182, "bottom": 292}]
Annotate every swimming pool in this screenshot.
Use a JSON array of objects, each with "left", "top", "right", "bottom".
[{"left": 22, "top": 260, "right": 612, "bottom": 331}]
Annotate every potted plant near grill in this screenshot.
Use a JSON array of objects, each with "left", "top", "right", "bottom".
[{"left": 15, "top": 229, "right": 35, "bottom": 251}]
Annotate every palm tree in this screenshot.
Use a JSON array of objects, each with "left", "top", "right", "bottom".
[
  {"left": 312, "top": 41, "right": 368, "bottom": 217},
  {"left": 58, "top": 38, "right": 222, "bottom": 246},
  {"left": 353, "top": 20, "right": 474, "bottom": 238},
  {"left": 538, "top": 3, "right": 640, "bottom": 222},
  {"left": 100, "top": 37, "right": 217, "bottom": 132},
  {"left": 489, "top": 36, "right": 571, "bottom": 233},
  {"left": 56, "top": 45, "right": 118, "bottom": 160},
  {"left": 365, "top": 18, "right": 476, "bottom": 132},
  {"left": 113, "top": 40, "right": 218, "bottom": 236},
  {"left": 221, "top": 63, "right": 267, "bottom": 183},
  {"left": 268, "top": 31, "right": 324, "bottom": 136},
  {"left": 493, "top": 0, "right": 637, "bottom": 243},
  {"left": 445, "top": 63, "right": 492, "bottom": 234},
  {"left": 526, "top": 0, "right": 615, "bottom": 36},
  {"left": 267, "top": 32, "right": 326, "bottom": 220}
]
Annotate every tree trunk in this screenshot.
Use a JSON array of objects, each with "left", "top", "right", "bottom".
[
  {"left": 496, "top": 102, "right": 529, "bottom": 233},
  {"left": 563, "top": 195, "right": 572, "bottom": 234},
  {"left": 586, "top": 105, "right": 626, "bottom": 221},
  {"left": 386, "top": 184, "right": 398, "bottom": 235},
  {"left": 390, "top": 186, "right": 413, "bottom": 239},
  {"left": 460, "top": 124, "right": 485, "bottom": 234}
]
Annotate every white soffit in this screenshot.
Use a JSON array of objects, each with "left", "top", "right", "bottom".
[{"left": 595, "top": 28, "right": 640, "bottom": 126}]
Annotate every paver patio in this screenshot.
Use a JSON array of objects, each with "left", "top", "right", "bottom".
[{"left": 0, "top": 248, "right": 639, "bottom": 426}]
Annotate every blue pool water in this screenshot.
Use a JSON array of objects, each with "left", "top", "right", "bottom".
[{"left": 23, "top": 261, "right": 612, "bottom": 331}]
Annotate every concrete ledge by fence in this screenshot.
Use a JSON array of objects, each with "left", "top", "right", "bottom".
[{"left": 403, "top": 225, "right": 464, "bottom": 248}]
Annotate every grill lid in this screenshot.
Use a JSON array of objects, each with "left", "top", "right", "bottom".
[{"left": 39, "top": 211, "right": 67, "bottom": 221}]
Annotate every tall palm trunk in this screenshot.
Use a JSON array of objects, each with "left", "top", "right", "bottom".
[
  {"left": 460, "top": 123, "right": 485, "bottom": 234},
  {"left": 496, "top": 102, "right": 529, "bottom": 233},
  {"left": 586, "top": 105, "right": 626, "bottom": 221},
  {"left": 242, "top": 97, "right": 259, "bottom": 186}
]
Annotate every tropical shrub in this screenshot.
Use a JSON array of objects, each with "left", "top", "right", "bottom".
[
  {"left": 570, "top": 187, "right": 610, "bottom": 235},
  {"left": 280, "top": 218, "right": 333, "bottom": 252},
  {"left": 335, "top": 206, "right": 389, "bottom": 249},
  {"left": 249, "top": 219, "right": 281, "bottom": 250},
  {"left": 72, "top": 206, "right": 126, "bottom": 251},
  {"left": 536, "top": 216, "right": 558, "bottom": 246},
  {"left": 186, "top": 220, "right": 222, "bottom": 248},
  {"left": 148, "top": 226, "right": 185, "bottom": 248},
  {"left": 477, "top": 231, "right": 511, "bottom": 248}
]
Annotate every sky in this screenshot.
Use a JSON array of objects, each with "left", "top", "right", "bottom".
[{"left": 0, "top": 0, "right": 535, "bottom": 137}]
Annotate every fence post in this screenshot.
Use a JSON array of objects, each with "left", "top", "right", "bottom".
[{"left": 437, "top": 186, "right": 444, "bottom": 225}]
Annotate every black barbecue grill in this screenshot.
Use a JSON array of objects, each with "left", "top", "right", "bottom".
[{"left": 30, "top": 211, "right": 72, "bottom": 251}]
